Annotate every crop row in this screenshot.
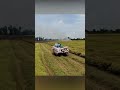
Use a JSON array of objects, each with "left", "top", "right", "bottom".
[
  {"left": 87, "top": 34, "right": 120, "bottom": 76},
  {"left": 35, "top": 43, "right": 85, "bottom": 76},
  {"left": 11, "top": 40, "right": 34, "bottom": 89}
]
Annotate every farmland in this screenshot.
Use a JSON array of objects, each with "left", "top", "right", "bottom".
[
  {"left": 0, "top": 37, "right": 34, "bottom": 89},
  {"left": 35, "top": 40, "right": 85, "bottom": 76},
  {"left": 86, "top": 34, "right": 120, "bottom": 90}
]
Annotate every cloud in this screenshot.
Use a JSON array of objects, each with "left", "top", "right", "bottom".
[
  {"left": 35, "top": 14, "right": 85, "bottom": 39},
  {"left": 58, "top": 20, "right": 64, "bottom": 24}
]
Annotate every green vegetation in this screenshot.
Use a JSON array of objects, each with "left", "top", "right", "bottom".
[
  {"left": 87, "top": 34, "right": 120, "bottom": 74},
  {"left": 86, "top": 34, "right": 120, "bottom": 90},
  {"left": 0, "top": 38, "right": 34, "bottom": 89},
  {"left": 35, "top": 43, "right": 48, "bottom": 75},
  {"left": 35, "top": 40, "right": 85, "bottom": 76}
]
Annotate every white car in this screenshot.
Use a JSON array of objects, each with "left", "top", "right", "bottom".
[{"left": 52, "top": 43, "right": 69, "bottom": 56}]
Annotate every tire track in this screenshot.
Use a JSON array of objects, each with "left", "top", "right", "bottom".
[
  {"left": 13, "top": 40, "right": 34, "bottom": 61},
  {"left": 19, "top": 40, "right": 34, "bottom": 57},
  {"left": 0, "top": 40, "right": 17, "bottom": 89},
  {"left": 9, "top": 40, "right": 25, "bottom": 90},
  {"left": 40, "top": 43, "right": 67, "bottom": 75},
  {"left": 39, "top": 43, "right": 54, "bottom": 76},
  {"left": 61, "top": 56, "right": 85, "bottom": 75},
  {"left": 10, "top": 40, "right": 34, "bottom": 89},
  {"left": 40, "top": 43, "right": 85, "bottom": 76},
  {"left": 35, "top": 43, "right": 48, "bottom": 76},
  {"left": 43, "top": 43, "right": 85, "bottom": 65},
  {"left": 41, "top": 43, "right": 70, "bottom": 75}
]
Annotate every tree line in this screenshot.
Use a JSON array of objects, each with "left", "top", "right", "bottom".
[
  {"left": 71, "top": 38, "right": 85, "bottom": 40},
  {"left": 35, "top": 37, "right": 85, "bottom": 41},
  {"left": 0, "top": 25, "right": 34, "bottom": 35},
  {"left": 86, "top": 28, "right": 120, "bottom": 34},
  {"left": 35, "top": 37, "right": 59, "bottom": 41},
  {"left": 35, "top": 37, "right": 44, "bottom": 41}
]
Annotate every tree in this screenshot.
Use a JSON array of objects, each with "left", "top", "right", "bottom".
[
  {"left": 8, "top": 25, "right": 13, "bottom": 35},
  {"left": 2, "top": 26, "right": 8, "bottom": 35}
]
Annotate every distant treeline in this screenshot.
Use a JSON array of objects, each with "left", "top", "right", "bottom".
[
  {"left": 35, "top": 37, "right": 85, "bottom": 41},
  {"left": 35, "top": 37, "right": 59, "bottom": 41},
  {"left": 71, "top": 38, "right": 85, "bottom": 40},
  {"left": 0, "top": 25, "right": 34, "bottom": 35},
  {"left": 86, "top": 28, "right": 120, "bottom": 34}
]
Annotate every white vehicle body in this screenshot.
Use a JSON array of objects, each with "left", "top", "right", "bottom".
[{"left": 52, "top": 46, "right": 69, "bottom": 56}]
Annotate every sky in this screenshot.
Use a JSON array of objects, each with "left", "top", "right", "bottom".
[
  {"left": 35, "top": 14, "right": 85, "bottom": 39},
  {"left": 86, "top": 0, "right": 120, "bottom": 30},
  {"left": 0, "top": 0, "right": 119, "bottom": 31},
  {"left": 35, "top": 0, "right": 85, "bottom": 14},
  {"left": 35, "top": 0, "right": 120, "bottom": 31},
  {"left": 0, "top": 0, "right": 34, "bottom": 30}
]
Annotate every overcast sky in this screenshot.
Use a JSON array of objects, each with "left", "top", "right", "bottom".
[
  {"left": 0, "top": 0, "right": 34, "bottom": 30},
  {"left": 0, "top": 0, "right": 119, "bottom": 31},
  {"left": 35, "top": 14, "right": 85, "bottom": 39},
  {"left": 86, "top": 0, "right": 120, "bottom": 30},
  {"left": 35, "top": 0, "right": 85, "bottom": 14}
]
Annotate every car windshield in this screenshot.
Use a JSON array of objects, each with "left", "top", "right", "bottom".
[{"left": 55, "top": 43, "right": 63, "bottom": 48}]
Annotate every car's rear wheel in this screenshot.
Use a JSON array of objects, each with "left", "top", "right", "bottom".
[{"left": 65, "top": 52, "right": 69, "bottom": 56}]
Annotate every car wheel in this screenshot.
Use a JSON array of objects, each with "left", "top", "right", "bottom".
[{"left": 65, "top": 52, "right": 69, "bottom": 56}]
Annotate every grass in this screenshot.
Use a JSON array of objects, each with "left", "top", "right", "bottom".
[
  {"left": 0, "top": 40, "right": 16, "bottom": 90},
  {"left": 86, "top": 34, "right": 120, "bottom": 89},
  {"left": 35, "top": 40, "right": 85, "bottom": 76},
  {"left": 0, "top": 38, "right": 34, "bottom": 90},
  {"left": 86, "top": 34, "right": 120, "bottom": 74},
  {"left": 35, "top": 43, "right": 48, "bottom": 75}
]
